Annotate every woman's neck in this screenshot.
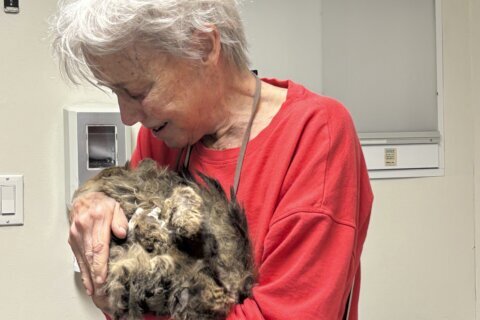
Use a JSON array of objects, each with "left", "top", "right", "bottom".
[
  {"left": 201, "top": 69, "right": 259, "bottom": 150},
  {"left": 202, "top": 71, "right": 288, "bottom": 151}
]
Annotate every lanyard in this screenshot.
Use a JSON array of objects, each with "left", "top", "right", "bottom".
[{"left": 177, "top": 74, "right": 262, "bottom": 196}]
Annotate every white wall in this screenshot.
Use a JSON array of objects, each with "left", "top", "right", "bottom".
[{"left": 0, "top": 0, "right": 478, "bottom": 319}]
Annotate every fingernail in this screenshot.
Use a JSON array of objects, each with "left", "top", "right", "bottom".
[
  {"left": 96, "top": 276, "right": 104, "bottom": 284},
  {"left": 86, "top": 289, "right": 92, "bottom": 296}
]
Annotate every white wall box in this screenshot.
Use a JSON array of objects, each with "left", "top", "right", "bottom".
[{"left": 64, "top": 104, "right": 132, "bottom": 205}]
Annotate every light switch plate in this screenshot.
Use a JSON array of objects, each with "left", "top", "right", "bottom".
[{"left": 0, "top": 175, "right": 23, "bottom": 226}]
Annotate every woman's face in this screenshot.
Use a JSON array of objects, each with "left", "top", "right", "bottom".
[{"left": 88, "top": 47, "right": 222, "bottom": 148}]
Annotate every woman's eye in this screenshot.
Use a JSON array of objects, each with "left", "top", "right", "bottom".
[
  {"left": 129, "top": 93, "right": 144, "bottom": 100},
  {"left": 124, "top": 89, "right": 145, "bottom": 101}
]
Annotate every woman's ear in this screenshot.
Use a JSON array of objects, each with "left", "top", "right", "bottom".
[{"left": 194, "top": 26, "right": 222, "bottom": 66}]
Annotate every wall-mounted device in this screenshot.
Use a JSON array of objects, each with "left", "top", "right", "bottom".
[
  {"left": 64, "top": 104, "right": 132, "bottom": 204},
  {"left": 64, "top": 104, "right": 132, "bottom": 271}
]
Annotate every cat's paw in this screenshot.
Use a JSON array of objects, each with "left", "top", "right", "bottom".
[{"left": 165, "top": 186, "right": 203, "bottom": 237}]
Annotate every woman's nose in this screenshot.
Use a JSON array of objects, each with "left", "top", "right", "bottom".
[{"left": 118, "top": 97, "right": 145, "bottom": 126}]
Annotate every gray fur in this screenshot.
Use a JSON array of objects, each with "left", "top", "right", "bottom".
[{"left": 74, "top": 159, "right": 256, "bottom": 320}]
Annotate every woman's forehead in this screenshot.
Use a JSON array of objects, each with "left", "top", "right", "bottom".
[{"left": 88, "top": 48, "right": 158, "bottom": 86}]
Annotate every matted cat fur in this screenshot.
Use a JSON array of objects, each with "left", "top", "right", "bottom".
[{"left": 73, "top": 159, "right": 256, "bottom": 320}]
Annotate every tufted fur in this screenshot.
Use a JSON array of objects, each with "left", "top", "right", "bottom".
[{"left": 74, "top": 159, "right": 256, "bottom": 320}]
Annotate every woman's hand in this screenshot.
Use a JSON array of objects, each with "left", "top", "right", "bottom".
[
  {"left": 68, "top": 192, "right": 128, "bottom": 297},
  {"left": 92, "top": 290, "right": 115, "bottom": 318}
]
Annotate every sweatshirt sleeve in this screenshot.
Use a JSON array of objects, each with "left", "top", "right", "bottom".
[{"left": 226, "top": 210, "right": 356, "bottom": 320}]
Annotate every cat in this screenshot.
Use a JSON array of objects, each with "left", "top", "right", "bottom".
[{"left": 73, "top": 159, "right": 256, "bottom": 320}]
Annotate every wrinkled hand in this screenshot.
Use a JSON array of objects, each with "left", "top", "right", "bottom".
[
  {"left": 68, "top": 192, "right": 128, "bottom": 303},
  {"left": 92, "top": 290, "right": 115, "bottom": 318}
]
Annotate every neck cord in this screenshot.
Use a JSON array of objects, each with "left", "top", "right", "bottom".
[{"left": 178, "top": 74, "right": 262, "bottom": 196}]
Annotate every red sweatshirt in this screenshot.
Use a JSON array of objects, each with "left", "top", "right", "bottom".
[{"left": 124, "top": 79, "right": 373, "bottom": 320}]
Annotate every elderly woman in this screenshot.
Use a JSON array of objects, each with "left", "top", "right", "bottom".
[{"left": 51, "top": 0, "right": 373, "bottom": 319}]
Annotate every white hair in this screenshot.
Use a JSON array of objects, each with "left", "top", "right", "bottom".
[{"left": 50, "top": 0, "right": 250, "bottom": 84}]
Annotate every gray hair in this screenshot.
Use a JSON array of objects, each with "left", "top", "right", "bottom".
[{"left": 50, "top": 0, "right": 250, "bottom": 84}]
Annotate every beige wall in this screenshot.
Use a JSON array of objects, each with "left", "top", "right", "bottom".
[
  {"left": 0, "top": 0, "right": 478, "bottom": 319},
  {"left": 473, "top": 0, "right": 480, "bottom": 317},
  {"left": 0, "top": 1, "right": 109, "bottom": 318},
  {"left": 360, "top": 0, "right": 478, "bottom": 319}
]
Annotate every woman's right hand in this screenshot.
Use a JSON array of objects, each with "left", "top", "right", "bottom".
[{"left": 68, "top": 191, "right": 128, "bottom": 297}]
